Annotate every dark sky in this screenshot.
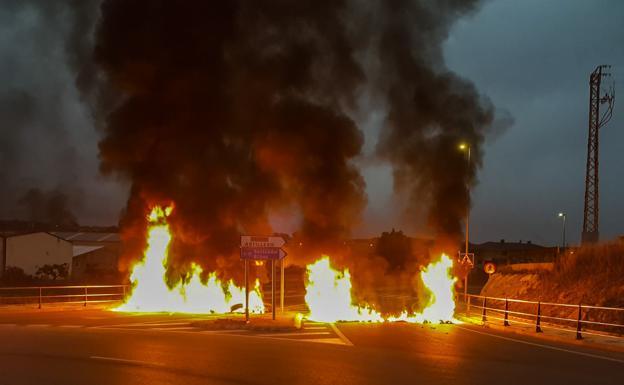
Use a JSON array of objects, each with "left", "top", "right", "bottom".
[
  {"left": 357, "top": 0, "right": 624, "bottom": 245},
  {"left": 0, "top": 0, "right": 622, "bottom": 245}
]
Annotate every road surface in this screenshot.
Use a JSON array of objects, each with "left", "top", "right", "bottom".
[{"left": 0, "top": 308, "right": 622, "bottom": 384}]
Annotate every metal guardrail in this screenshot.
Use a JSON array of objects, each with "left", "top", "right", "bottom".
[
  {"left": 0, "top": 285, "right": 129, "bottom": 309},
  {"left": 464, "top": 294, "right": 624, "bottom": 340}
]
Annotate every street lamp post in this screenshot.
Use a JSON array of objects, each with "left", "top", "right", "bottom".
[
  {"left": 459, "top": 143, "right": 471, "bottom": 301},
  {"left": 558, "top": 212, "right": 567, "bottom": 251}
]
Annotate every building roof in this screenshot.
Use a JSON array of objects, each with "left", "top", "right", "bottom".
[
  {"left": 52, "top": 232, "right": 120, "bottom": 243},
  {"left": 473, "top": 241, "right": 547, "bottom": 251},
  {"left": 0, "top": 231, "right": 70, "bottom": 243},
  {"left": 72, "top": 245, "right": 105, "bottom": 257}
]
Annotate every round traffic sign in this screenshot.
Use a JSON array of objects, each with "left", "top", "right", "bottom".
[{"left": 484, "top": 261, "right": 496, "bottom": 274}]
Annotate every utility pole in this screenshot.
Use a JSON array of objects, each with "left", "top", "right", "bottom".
[
  {"left": 558, "top": 212, "right": 567, "bottom": 251},
  {"left": 459, "top": 143, "right": 472, "bottom": 301},
  {"left": 582, "top": 65, "right": 614, "bottom": 244}
]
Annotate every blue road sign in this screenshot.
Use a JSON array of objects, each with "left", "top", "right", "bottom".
[{"left": 240, "top": 247, "right": 287, "bottom": 260}]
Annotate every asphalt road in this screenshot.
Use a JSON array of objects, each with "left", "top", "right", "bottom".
[{"left": 0, "top": 308, "right": 623, "bottom": 385}]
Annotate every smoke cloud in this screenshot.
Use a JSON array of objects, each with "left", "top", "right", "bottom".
[
  {"left": 18, "top": 188, "right": 78, "bottom": 227},
  {"left": 372, "top": 0, "right": 494, "bottom": 250},
  {"left": 86, "top": 0, "right": 497, "bottom": 287},
  {"left": 91, "top": 1, "right": 367, "bottom": 284},
  {"left": 0, "top": 0, "right": 124, "bottom": 226}
]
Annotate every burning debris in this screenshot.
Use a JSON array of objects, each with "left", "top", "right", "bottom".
[
  {"left": 305, "top": 254, "right": 457, "bottom": 323},
  {"left": 305, "top": 256, "right": 383, "bottom": 322},
  {"left": 116, "top": 206, "right": 264, "bottom": 314}
]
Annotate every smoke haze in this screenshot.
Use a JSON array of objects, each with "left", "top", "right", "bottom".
[
  {"left": 0, "top": 0, "right": 125, "bottom": 226},
  {"left": 0, "top": 0, "right": 500, "bottom": 294},
  {"left": 81, "top": 0, "right": 498, "bottom": 285}
]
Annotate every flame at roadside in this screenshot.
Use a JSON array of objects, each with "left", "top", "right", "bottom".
[
  {"left": 386, "top": 254, "right": 458, "bottom": 323},
  {"left": 304, "top": 254, "right": 457, "bottom": 323},
  {"left": 115, "top": 206, "right": 264, "bottom": 314},
  {"left": 305, "top": 256, "right": 383, "bottom": 322}
]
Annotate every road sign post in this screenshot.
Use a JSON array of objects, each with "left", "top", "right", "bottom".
[
  {"left": 280, "top": 258, "right": 284, "bottom": 314},
  {"left": 240, "top": 236, "right": 285, "bottom": 249},
  {"left": 240, "top": 235, "right": 287, "bottom": 322},
  {"left": 271, "top": 259, "right": 276, "bottom": 320},
  {"left": 241, "top": 248, "right": 286, "bottom": 260},
  {"left": 244, "top": 259, "right": 249, "bottom": 322},
  {"left": 459, "top": 252, "right": 474, "bottom": 302}
]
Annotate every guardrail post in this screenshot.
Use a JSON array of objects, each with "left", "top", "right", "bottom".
[
  {"left": 38, "top": 287, "right": 42, "bottom": 309},
  {"left": 504, "top": 298, "right": 510, "bottom": 326},
  {"left": 467, "top": 295, "right": 471, "bottom": 316},
  {"left": 576, "top": 304, "right": 583, "bottom": 340},
  {"left": 482, "top": 297, "right": 487, "bottom": 322},
  {"left": 122, "top": 285, "right": 126, "bottom": 297},
  {"left": 535, "top": 301, "right": 542, "bottom": 333},
  {"left": 84, "top": 287, "right": 88, "bottom": 307}
]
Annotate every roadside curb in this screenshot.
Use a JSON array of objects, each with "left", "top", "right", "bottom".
[{"left": 191, "top": 312, "right": 303, "bottom": 332}]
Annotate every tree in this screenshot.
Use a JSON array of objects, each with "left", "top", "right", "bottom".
[
  {"left": 375, "top": 229, "right": 412, "bottom": 270},
  {"left": 2, "top": 266, "right": 33, "bottom": 284},
  {"left": 35, "top": 263, "right": 69, "bottom": 281}
]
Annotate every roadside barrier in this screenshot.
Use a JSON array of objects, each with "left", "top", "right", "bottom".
[
  {"left": 464, "top": 294, "right": 624, "bottom": 340},
  {"left": 0, "top": 285, "right": 129, "bottom": 308}
]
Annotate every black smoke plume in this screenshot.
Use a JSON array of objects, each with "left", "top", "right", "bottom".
[
  {"left": 18, "top": 188, "right": 78, "bottom": 227},
  {"left": 373, "top": 0, "right": 494, "bottom": 251},
  {"left": 88, "top": 0, "right": 497, "bottom": 287},
  {"left": 92, "top": 0, "right": 366, "bottom": 284}
]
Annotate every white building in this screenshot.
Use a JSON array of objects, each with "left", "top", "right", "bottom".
[
  {"left": 71, "top": 245, "right": 119, "bottom": 280},
  {"left": 1, "top": 232, "right": 73, "bottom": 277},
  {"left": 51, "top": 232, "right": 121, "bottom": 280}
]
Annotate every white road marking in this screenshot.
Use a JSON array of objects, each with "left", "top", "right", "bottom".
[
  {"left": 90, "top": 356, "right": 158, "bottom": 366},
  {"left": 58, "top": 325, "right": 82, "bottom": 328},
  {"left": 200, "top": 329, "right": 249, "bottom": 334},
  {"left": 261, "top": 331, "right": 330, "bottom": 337},
  {"left": 303, "top": 326, "right": 327, "bottom": 330},
  {"left": 88, "top": 325, "right": 352, "bottom": 346},
  {"left": 330, "top": 323, "right": 354, "bottom": 347},
  {"left": 136, "top": 322, "right": 190, "bottom": 326},
  {"left": 306, "top": 338, "right": 349, "bottom": 345},
  {"left": 92, "top": 321, "right": 188, "bottom": 328},
  {"left": 89, "top": 326, "right": 209, "bottom": 335},
  {"left": 229, "top": 334, "right": 347, "bottom": 346},
  {"left": 456, "top": 325, "right": 624, "bottom": 364}
]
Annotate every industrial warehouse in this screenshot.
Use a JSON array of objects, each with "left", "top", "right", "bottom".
[{"left": 1, "top": 230, "right": 120, "bottom": 283}]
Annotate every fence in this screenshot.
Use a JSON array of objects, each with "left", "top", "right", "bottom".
[
  {"left": 464, "top": 294, "right": 624, "bottom": 340},
  {"left": 0, "top": 285, "right": 129, "bottom": 308}
]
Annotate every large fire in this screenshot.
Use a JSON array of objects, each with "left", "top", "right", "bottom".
[
  {"left": 116, "top": 205, "right": 457, "bottom": 322},
  {"left": 304, "top": 254, "right": 457, "bottom": 323},
  {"left": 116, "top": 206, "right": 265, "bottom": 314},
  {"left": 305, "top": 256, "right": 383, "bottom": 322}
]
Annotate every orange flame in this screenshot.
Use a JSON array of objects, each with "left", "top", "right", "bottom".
[
  {"left": 115, "top": 206, "right": 264, "bottom": 314},
  {"left": 304, "top": 254, "right": 457, "bottom": 323},
  {"left": 304, "top": 256, "right": 383, "bottom": 322}
]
